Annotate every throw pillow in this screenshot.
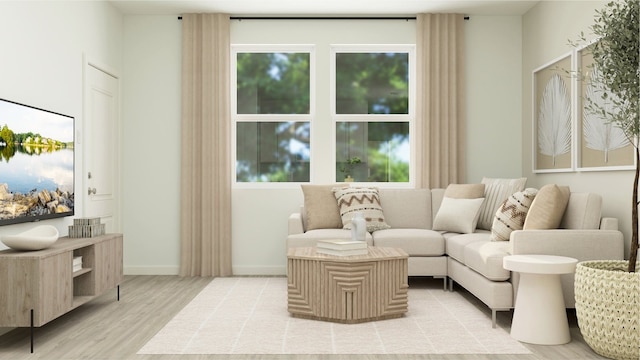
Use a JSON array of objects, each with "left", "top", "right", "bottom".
[
  {"left": 490, "top": 188, "right": 538, "bottom": 241},
  {"left": 444, "top": 183, "right": 485, "bottom": 199},
  {"left": 523, "top": 184, "right": 571, "bottom": 230},
  {"left": 333, "top": 187, "right": 391, "bottom": 232},
  {"left": 432, "top": 197, "right": 485, "bottom": 234},
  {"left": 477, "top": 177, "right": 527, "bottom": 231},
  {"left": 301, "top": 183, "right": 347, "bottom": 230}
]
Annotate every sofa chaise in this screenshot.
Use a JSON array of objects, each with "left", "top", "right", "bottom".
[{"left": 286, "top": 179, "right": 625, "bottom": 326}]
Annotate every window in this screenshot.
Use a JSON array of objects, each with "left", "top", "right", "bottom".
[
  {"left": 332, "top": 46, "right": 414, "bottom": 183},
  {"left": 233, "top": 47, "right": 313, "bottom": 183}
]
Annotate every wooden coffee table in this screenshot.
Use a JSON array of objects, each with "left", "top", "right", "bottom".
[{"left": 287, "top": 246, "right": 408, "bottom": 324}]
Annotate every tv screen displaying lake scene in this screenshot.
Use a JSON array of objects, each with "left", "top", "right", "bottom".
[{"left": 0, "top": 98, "right": 74, "bottom": 226}]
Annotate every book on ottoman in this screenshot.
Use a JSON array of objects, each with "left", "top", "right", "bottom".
[{"left": 316, "top": 239, "right": 367, "bottom": 250}]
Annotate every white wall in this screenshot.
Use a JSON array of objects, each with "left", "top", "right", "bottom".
[
  {"left": 121, "top": 16, "right": 182, "bottom": 274},
  {"left": 522, "top": 1, "right": 632, "bottom": 257},
  {"left": 465, "top": 15, "right": 522, "bottom": 182},
  {"left": 0, "top": 1, "right": 123, "bottom": 246},
  {"left": 122, "top": 16, "right": 523, "bottom": 275}
]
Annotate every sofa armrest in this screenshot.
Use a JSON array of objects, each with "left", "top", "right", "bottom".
[
  {"left": 288, "top": 213, "right": 304, "bottom": 235},
  {"left": 600, "top": 217, "right": 619, "bottom": 230},
  {"left": 510, "top": 229, "right": 624, "bottom": 261}
]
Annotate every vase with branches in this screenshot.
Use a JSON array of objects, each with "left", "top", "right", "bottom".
[{"left": 339, "top": 156, "right": 361, "bottom": 181}]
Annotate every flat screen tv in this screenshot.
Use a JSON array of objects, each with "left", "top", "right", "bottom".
[{"left": 0, "top": 98, "right": 74, "bottom": 226}]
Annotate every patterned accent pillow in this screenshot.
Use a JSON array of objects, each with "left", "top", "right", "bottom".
[
  {"left": 490, "top": 188, "right": 538, "bottom": 241},
  {"left": 333, "top": 187, "right": 391, "bottom": 232}
]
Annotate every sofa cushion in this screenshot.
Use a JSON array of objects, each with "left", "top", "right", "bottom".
[
  {"left": 464, "top": 241, "right": 511, "bottom": 281},
  {"left": 445, "top": 232, "right": 490, "bottom": 264},
  {"left": 490, "top": 188, "right": 538, "bottom": 241},
  {"left": 379, "top": 189, "right": 432, "bottom": 229},
  {"left": 433, "top": 197, "right": 484, "bottom": 234},
  {"left": 333, "top": 187, "right": 391, "bottom": 232},
  {"left": 373, "top": 229, "right": 445, "bottom": 256},
  {"left": 523, "top": 184, "right": 570, "bottom": 230},
  {"left": 477, "top": 177, "right": 527, "bottom": 231},
  {"left": 301, "top": 184, "right": 347, "bottom": 230},
  {"left": 560, "top": 192, "right": 602, "bottom": 229},
  {"left": 444, "top": 183, "right": 485, "bottom": 199}
]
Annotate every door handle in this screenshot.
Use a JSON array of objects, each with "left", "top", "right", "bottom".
[{"left": 88, "top": 187, "right": 97, "bottom": 195}]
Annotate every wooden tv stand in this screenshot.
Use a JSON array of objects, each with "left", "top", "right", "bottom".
[{"left": 0, "top": 233, "right": 123, "bottom": 352}]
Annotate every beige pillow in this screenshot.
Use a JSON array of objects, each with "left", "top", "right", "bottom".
[
  {"left": 523, "top": 184, "right": 570, "bottom": 230},
  {"left": 333, "top": 187, "right": 390, "bottom": 232},
  {"left": 477, "top": 177, "right": 527, "bottom": 230},
  {"left": 490, "top": 188, "right": 538, "bottom": 241},
  {"left": 444, "top": 183, "right": 485, "bottom": 199},
  {"left": 301, "top": 184, "right": 347, "bottom": 230},
  {"left": 433, "top": 197, "right": 485, "bottom": 234}
]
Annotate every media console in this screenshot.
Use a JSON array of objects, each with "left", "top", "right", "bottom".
[{"left": 0, "top": 233, "right": 123, "bottom": 352}]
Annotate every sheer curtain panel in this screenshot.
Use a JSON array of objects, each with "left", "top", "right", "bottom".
[
  {"left": 180, "top": 13, "right": 232, "bottom": 276},
  {"left": 416, "top": 14, "right": 466, "bottom": 188}
]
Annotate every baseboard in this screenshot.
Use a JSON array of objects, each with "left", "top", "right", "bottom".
[
  {"left": 124, "top": 266, "right": 179, "bottom": 275},
  {"left": 232, "top": 265, "right": 286, "bottom": 276}
]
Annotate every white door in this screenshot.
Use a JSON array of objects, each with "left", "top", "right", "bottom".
[{"left": 84, "top": 63, "right": 120, "bottom": 233}]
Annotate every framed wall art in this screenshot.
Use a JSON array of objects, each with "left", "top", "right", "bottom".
[
  {"left": 532, "top": 52, "right": 574, "bottom": 173},
  {"left": 576, "top": 42, "right": 635, "bottom": 171}
]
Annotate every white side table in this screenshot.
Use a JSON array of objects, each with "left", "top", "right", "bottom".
[{"left": 503, "top": 254, "right": 578, "bottom": 345}]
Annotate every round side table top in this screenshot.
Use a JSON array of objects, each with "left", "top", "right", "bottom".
[{"left": 503, "top": 254, "right": 578, "bottom": 275}]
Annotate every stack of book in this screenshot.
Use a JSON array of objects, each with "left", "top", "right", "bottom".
[
  {"left": 316, "top": 239, "right": 368, "bottom": 256},
  {"left": 73, "top": 256, "right": 83, "bottom": 272},
  {"left": 69, "top": 217, "right": 105, "bottom": 238}
]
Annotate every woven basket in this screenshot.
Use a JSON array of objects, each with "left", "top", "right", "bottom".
[{"left": 575, "top": 261, "right": 640, "bottom": 360}]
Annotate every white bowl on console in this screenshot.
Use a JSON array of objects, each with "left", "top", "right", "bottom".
[{"left": 1, "top": 225, "right": 60, "bottom": 251}]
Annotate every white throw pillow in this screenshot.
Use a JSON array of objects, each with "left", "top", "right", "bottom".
[{"left": 433, "top": 197, "right": 485, "bottom": 234}]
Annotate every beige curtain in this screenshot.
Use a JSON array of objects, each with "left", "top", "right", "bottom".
[
  {"left": 180, "top": 13, "right": 232, "bottom": 276},
  {"left": 416, "top": 14, "right": 466, "bottom": 189}
]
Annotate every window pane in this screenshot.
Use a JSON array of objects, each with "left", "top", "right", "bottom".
[
  {"left": 336, "top": 53, "right": 409, "bottom": 114},
  {"left": 237, "top": 53, "right": 310, "bottom": 114},
  {"left": 336, "top": 122, "right": 409, "bottom": 182},
  {"left": 237, "top": 122, "right": 310, "bottom": 182}
]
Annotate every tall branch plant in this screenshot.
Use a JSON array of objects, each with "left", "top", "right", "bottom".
[{"left": 577, "top": 0, "right": 639, "bottom": 272}]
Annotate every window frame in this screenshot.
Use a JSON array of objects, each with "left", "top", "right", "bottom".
[
  {"left": 231, "top": 44, "right": 316, "bottom": 188},
  {"left": 330, "top": 44, "right": 416, "bottom": 187}
]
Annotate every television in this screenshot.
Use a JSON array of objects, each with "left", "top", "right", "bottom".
[{"left": 0, "top": 98, "right": 74, "bottom": 226}]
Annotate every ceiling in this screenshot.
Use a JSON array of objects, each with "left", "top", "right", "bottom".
[{"left": 108, "top": 0, "right": 540, "bottom": 16}]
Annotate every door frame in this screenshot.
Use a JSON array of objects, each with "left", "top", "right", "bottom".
[{"left": 82, "top": 55, "right": 122, "bottom": 232}]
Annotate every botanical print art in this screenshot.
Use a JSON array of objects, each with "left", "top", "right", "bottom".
[
  {"left": 578, "top": 45, "right": 634, "bottom": 170},
  {"left": 533, "top": 54, "right": 573, "bottom": 172}
]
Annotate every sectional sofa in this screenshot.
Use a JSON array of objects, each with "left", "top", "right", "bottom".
[{"left": 286, "top": 179, "right": 625, "bottom": 326}]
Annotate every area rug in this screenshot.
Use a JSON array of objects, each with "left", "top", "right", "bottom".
[{"left": 138, "top": 277, "right": 531, "bottom": 355}]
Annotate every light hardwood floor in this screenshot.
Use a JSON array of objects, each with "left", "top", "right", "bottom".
[{"left": 0, "top": 275, "right": 607, "bottom": 360}]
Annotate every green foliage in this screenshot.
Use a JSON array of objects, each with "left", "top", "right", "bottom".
[
  {"left": 336, "top": 52, "right": 409, "bottom": 114},
  {"left": 0, "top": 124, "right": 14, "bottom": 145},
  {"left": 339, "top": 156, "right": 361, "bottom": 177},
  {"left": 236, "top": 52, "right": 310, "bottom": 114},
  {"left": 585, "top": 0, "right": 639, "bottom": 143}
]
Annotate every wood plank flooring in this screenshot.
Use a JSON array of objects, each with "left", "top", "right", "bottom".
[{"left": 0, "top": 275, "right": 606, "bottom": 360}]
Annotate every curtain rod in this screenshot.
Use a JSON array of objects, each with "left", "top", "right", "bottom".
[{"left": 177, "top": 16, "right": 470, "bottom": 20}]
